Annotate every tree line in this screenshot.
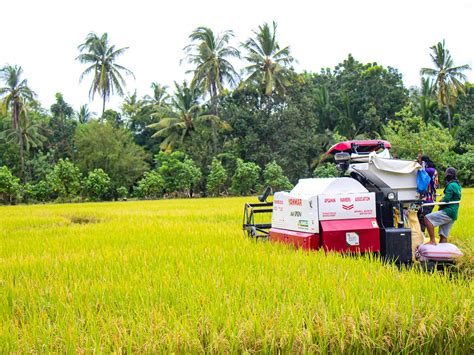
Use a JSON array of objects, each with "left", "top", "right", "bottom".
[{"left": 0, "top": 22, "right": 472, "bottom": 204}]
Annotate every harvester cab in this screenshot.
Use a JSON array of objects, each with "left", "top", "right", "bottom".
[{"left": 242, "top": 140, "right": 443, "bottom": 265}]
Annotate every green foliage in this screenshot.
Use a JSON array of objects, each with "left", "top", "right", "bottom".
[
  {"left": 102, "top": 109, "right": 123, "bottom": 128},
  {"left": 25, "top": 150, "right": 55, "bottom": 182},
  {"left": 384, "top": 105, "right": 455, "bottom": 161},
  {"left": 23, "top": 180, "right": 51, "bottom": 203},
  {"left": 308, "top": 55, "right": 408, "bottom": 137},
  {"left": 134, "top": 171, "right": 164, "bottom": 199},
  {"left": 84, "top": 169, "right": 111, "bottom": 201},
  {"left": 181, "top": 158, "right": 202, "bottom": 197},
  {"left": 241, "top": 21, "right": 295, "bottom": 96},
  {"left": 0, "top": 165, "right": 20, "bottom": 204},
  {"left": 263, "top": 161, "right": 293, "bottom": 192},
  {"left": 313, "top": 163, "right": 339, "bottom": 178},
  {"left": 231, "top": 158, "right": 261, "bottom": 195},
  {"left": 46, "top": 159, "right": 82, "bottom": 200},
  {"left": 116, "top": 186, "right": 128, "bottom": 200},
  {"left": 184, "top": 27, "right": 240, "bottom": 113},
  {"left": 155, "top": 151, "right": 202, "bottom": 196},
  {"left": 75, "top": 121, "right": 149, "bottom": 192},
  {"left": 47, "top": 93, "right": 77, "bottom": 159},
  {"left": 77, "top": 32, "right": 134, "bottom": 114},
  {"left": 444, "top": 145, "right": 474, "bottom": 186},
  {"left": 206, "top": 158, "right": 227, "bottom": 196}
]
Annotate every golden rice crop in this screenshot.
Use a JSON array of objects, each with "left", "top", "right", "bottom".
[{"left": 0, "top": 190, "right": 473, "bottom": 353}]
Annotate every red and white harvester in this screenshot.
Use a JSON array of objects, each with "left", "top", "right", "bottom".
[{"left": 243, "top": 140, "right": 432, "bottom": 264}]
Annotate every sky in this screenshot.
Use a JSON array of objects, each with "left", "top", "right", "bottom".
[{"left": 2, "top": 0, "right": 473, "bottom": 114}]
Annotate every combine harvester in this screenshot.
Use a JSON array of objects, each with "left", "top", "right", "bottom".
[{"left": 243, "top": 140, "right": 462, "bottom": 265}]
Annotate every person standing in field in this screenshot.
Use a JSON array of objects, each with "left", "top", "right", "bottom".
[
  {"left": 418, "top": 156, "right": 439, "bottom": 232},
  {"left": 424, "top": 167, "right": 462, "bottom": 244}
]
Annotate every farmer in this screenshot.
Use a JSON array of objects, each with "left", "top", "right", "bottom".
[
  {"left": 424, "top": 167, "right": 462, "bottom": 244},
  {"left": 418, "top": 156, "right": 439, "bottom": 232}
]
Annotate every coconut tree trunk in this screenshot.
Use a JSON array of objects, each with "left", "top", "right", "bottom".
[
  {"left": 102, "top": 95, "right": 106, "bottom": 120},
  {"left": 18, "top": 129, "right": 25, "bottom": 181},
  {"left": 446, "top": 104, "right": 452, "bottom": 131},
  {"left": 210, "top": 83, "right": 218, "bottom": 116}
]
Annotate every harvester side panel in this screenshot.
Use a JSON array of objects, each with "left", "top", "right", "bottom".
[
  {"left": 269, "top": 228, "right": 320, "bottom": 250},
  {"left": 320, "top": 218, "right": 380, "bottom": 253}
]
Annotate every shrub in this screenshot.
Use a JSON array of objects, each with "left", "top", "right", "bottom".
[
  {"left": 84, "top": 169, "right": 111, "bottom": 201},
  {"left": 155, "top": 151, "right": 202, "bottom": 197},
  {"left": 0, "top": 166, "right": 20, "bottom": 204},
  {"left": 231, "top": 159, "right": 261, "bottom": 196},
  {"left": 263, "top": 161, "right": 293, "bottom": 192},
  {"left": 23, "top": 180, "right": 51, "bottom": 203},
  {"left": 206, "top": 158, "right": 227, "bottom": 196},
  {"left": 116, "top": 186, "right": 128, "bottom": 200},
  {"left": 46, "top": 159, "right": 82, "bottom": 200},
  {"left": 313, "top": 163, "right": 339, "bottom": 178},
  {"left": 444, "top": 145, "right": 474, "bottom": 186},
  {"left": 134, "top": 171, "right": 164, "bottom": 199},
  {"left": 384, "top": 105, "right": 455, "bottom": 162}
]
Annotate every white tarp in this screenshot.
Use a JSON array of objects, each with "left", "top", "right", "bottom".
[
  {"left": 371, "top": 155, "right": 421, "bottom": 174},
  {"left": 290, "top": 177, "right": 368, "bottom": 196}
]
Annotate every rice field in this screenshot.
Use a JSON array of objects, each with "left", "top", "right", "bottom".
[{"left": 0, "top": 190, "right": 473, "bottom": 353}]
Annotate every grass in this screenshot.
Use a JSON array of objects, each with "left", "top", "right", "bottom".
[{"left": 0, "top": 190, "right": 473, "bottom": 353}]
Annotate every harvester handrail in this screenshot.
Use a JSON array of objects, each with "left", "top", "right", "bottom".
[{"left": 421, "top": 201, "right": 461, "bottom": 207}]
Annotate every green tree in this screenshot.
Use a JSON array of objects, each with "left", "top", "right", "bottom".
[
  {"left": 0, "top": 108, "right": 46, "bottom": 180},
  {"left": 313, "top": 163, "right": 339, "bottom": 178},
  {"left": 46, "top": 159, "right": 82, "bottom": 200},
  {"left": 154, "top": 151, "right": 202, "bottom": 196},
  {"left": 384, "top": 105, "right": 455, "bottom": 162},
  {"left": 0, "top": 65, "right": 36, "bottom": 178},
  {"left": 102, "top": 109, "right": 124, "bottom": 128},
  {"left": 0, "top": 165, "right": 20, "bottom": 204},
  {"left": 414, "top": 78, "right": 439, "bottom": 123},
  {"left": 206, "top": 157, "right": 227, "bottom": 196},
  {"left": 241, "top": 21, "right": 295, "bottom": 96},
  {"left": 123, "top": 89, "right": 163, "bottom": 153},
  {"left": 263, "top": 161, "right": 293, "bottom": 191},
  {"left": 76, "top": 32, "right": 134, "bottom": 115},
  {"left": 84, "top": 168, "right": 111, "bottom": 201},
  {"left": 48, "top": 93, "right": 76, "bottom": 159},
  {"left": 184, "top": 27, "right": 240, "bottom": 113},
  {"left": 116, "top": 186, "right": 128, "bottom": 200},
  {"left": 134, "top": 171, "right": 164, "bottom": 199},
  {"left": 77, "top": 104, "right": 95, "bottom": 124},
  {"left": 180, "top": 157, "right": 202, "bottom": 197},
  {"left": 148, "top": 81, "right": 228, "bottom": 151},
  {"left": 420, "top": 40, "right": 471, "bottom": 130},
  {"left": 230, "top": 158, "right": 261, "bottom": 195},
  {"left": 75, "top": 121, "right": 149, "bottom": 193},
  {"left": 23, "top": 180, "right": 51, "bottom": 203}
]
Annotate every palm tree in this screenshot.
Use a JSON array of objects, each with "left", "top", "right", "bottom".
[
  {"left": 145, "top": 82, "right": 170, "bottom": 110},
  {"left": 76, "top": 32, "right": 134, "bottom": 116},
  {"left": 0, "top": 65, "right": 36, "bottom": 129},
  {"left": 183, "top": 27, "right": 240, "bottom": 114},
  {"left": 0, "top": 105, "right": 46, "bottom": 178},
  {"left": 77, "top": 104, "right": 95, "bottom": 124},
  {"left": 241, "top": 21, "right": 295, "bottom": 96},
  {"left": 420, "top": 40, "right": 471, "bottom": 130},
  {"left": 417, "top": 78, "right": 437, "bottom": 123},
  {"left": 0, "top": 65, "right": 36, "bottom": 178},
  {"left": 147, "top": 81, "right": 229, "bottom": 151}
]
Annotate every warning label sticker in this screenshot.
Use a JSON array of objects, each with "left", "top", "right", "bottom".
[{"left": 346, "top": 232, "right": 360, "bottom": 246}]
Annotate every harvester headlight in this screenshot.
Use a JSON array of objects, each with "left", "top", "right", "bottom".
[{"left": 387, "top": 192, "right": 395, "bottom": 200}]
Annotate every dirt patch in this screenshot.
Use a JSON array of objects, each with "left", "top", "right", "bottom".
[{"left": 67, "top": 215, "right": 101, "bottom": 225}]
